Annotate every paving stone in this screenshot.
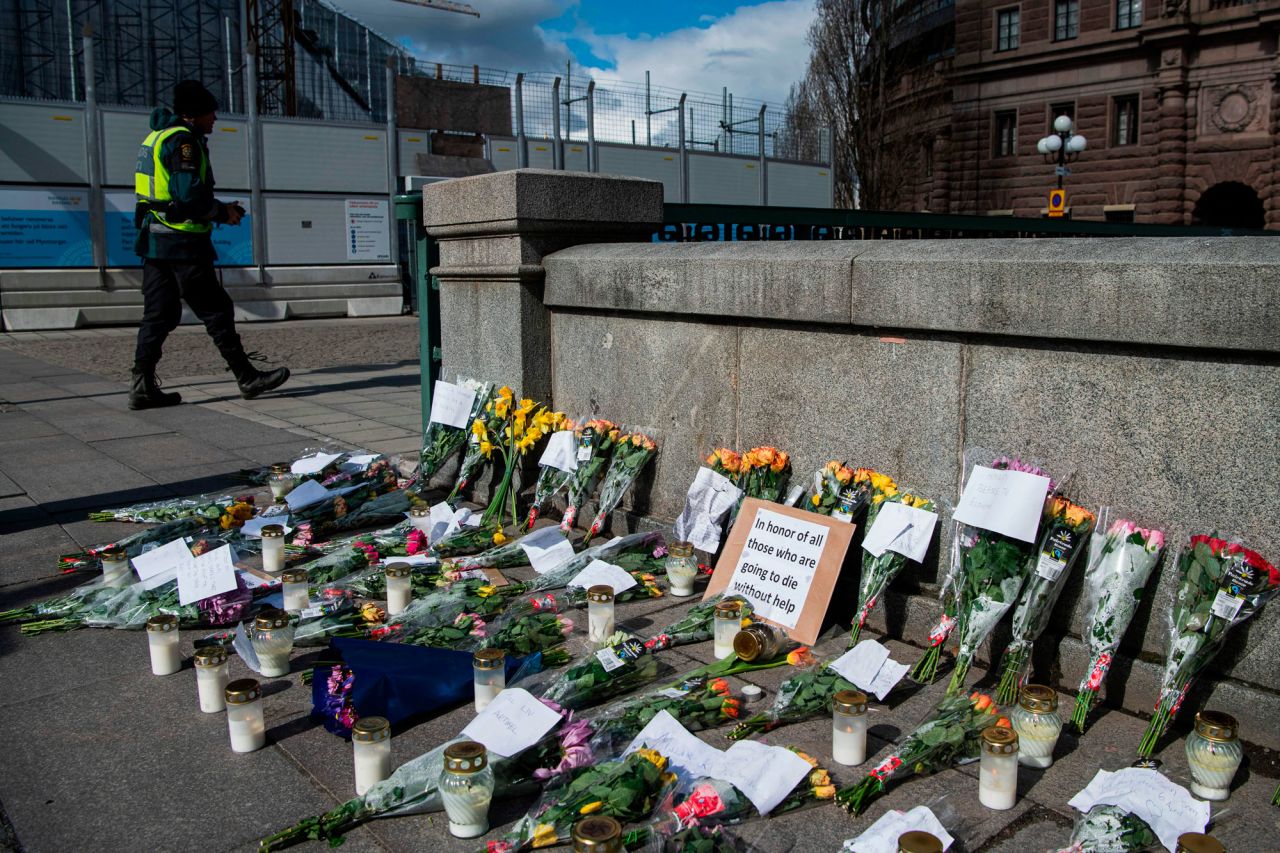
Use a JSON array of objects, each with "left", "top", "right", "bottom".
[{"left": 87, "top": 433, "right": 242, "bottom": 472}]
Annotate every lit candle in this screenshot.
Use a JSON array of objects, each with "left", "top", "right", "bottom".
[
  {"left": 832, "top": 689, "right": 868, "bottom": 766},
  {"left": 586, "top": 585, "right": 615, "bottom": 646},
  {"left": 665, "top": 541, "right": 698, "bottom": 597},
  {"left": 268, "top": 463, "right": 296, "bottom": 500},
  {"left": 572, "top": 815, "right": 623, "bottom": 853},
  {"left": 408, "top": 505, "right": 432, "bottom": 532},
  {"left": 1185, "top": 711, "right": 1242, "bottom": 801},
  {"left": 225, "top": 678, "right": 266, "bottom": 753},
  {"left": 978, "top": 725, "right": 1019, "bottom": 810},
  {"left": 713, "top": 599, "right": 743, "bottom": 659},
  {"left": 473, "top": 648, "right": 506, "bottom": 712},
  {"left": 251, "top": 608, "right": 295, "bottom": 677},
  {"left": 145, "top": 613, "right": 181, "bottom": 676},
  {"left": 260, "top": 523, "right": 286, "bottom": 574},
  {"left": 100, "top": 545, "right": 132, "bottom": 587},
  {"left": 440, "top": 741, "right": 494, "bottom": 838},
  {"left": 194, "top": 645, "right": 230, "bottom": 713},
  {"left": 281, "top": 568, "right": 309, "bottom": 613},
  {"left": 1010, "top": 684, "right": 1062, "bottom": 769},
  {"left": 352, "top": 716, "right": 393, "bottom": 795},
  {"left": 384, "top": 562, "right": 413, "bottom": 616}
]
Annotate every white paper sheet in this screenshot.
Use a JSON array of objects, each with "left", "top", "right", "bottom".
[
  {"left": 567, "top": 559, "right": 638, "bottom": 593},
  {"left": 291, "top": 452, "right": 342, "bottom": 476},
  {"left": 340, "top": 453, "right": 379, "bottom": 472},
  {"left": 461, "top": 687, "right": 561, "bottom": 759},
  {"left": 240, "top": 515, "right": 293, "bottom": 539},
  {"left": 1067, "top": 769, "right": 1209, "bottom": 852},
  {"left": 719, "top": 740, "right": 811, "bottom": 815},
  {"left": 829, "top": 640, "right": 909, "bottom": 701},
  {"left": 841, "top": 806, "right": 954, "bottom": 853},
  {"left": 861, "top": 501, "right": 939, "bottom": 562},
  {"left": 428, "top": 380, "right": 478, "bottom": 429},
  {"left": 233, "top": 620, "right": 262, "bottom": 674},
  {"left": 624, "top": 710, "right": 726, "bottom": 782},
  {"left": 237, "top": 570, "right": 275, "bottom": 589},
  {"left": 953, "top": 466, "right": 1051, "bottom": 543},
  {"left": 284, "top": 479, "right": 329, "bottom": 511},
  {"left": 178, "top": 544, "right": 239, "bottom": 605},
  {"left": 131, "top": 538, "right": 192, "bottom": 584},
  {"left": 519, "top": 527, "right": 576, "bottom": 574},
  {"left": 395, "top": 554, "right": 439, "bottom": 567},
  {"left": 672, "top": 467, "right": 744, "bottom": 553},
  {"left": 538, "top": 429, "right": 579, "bottom": 473}
]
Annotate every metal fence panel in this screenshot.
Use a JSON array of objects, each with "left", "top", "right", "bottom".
[
  {"left": 261, "top": 120, "right": 387, "bottom": 193},
  {"left": 525, "top": 141, "right": 555, "bottom": 170},
  {"left": 688, "top": 153, "right": 761, "bottom": 205},
  {"left": 563, "top": 143, "right": 589, "bottom": 172},
  {"left": 595, "top": 144, "right": 680, "bottom": 199},
  {"left": 0, "top": 101, "right": 88, "bottom": 184},
  {"left": 489, "top": 138, "right": 519, "bottom": 171},
  {"left": 397, "top": 129, "right": 432, "bottom": 177},
  {"left": 264, "top": 193, "right": 386, "bottom": 264},
  {"left": 767, "top": 161, "right": 832, "bottom": 208},
  {"left": 100, "top": 109, "right": 250, "bottom": 189}
]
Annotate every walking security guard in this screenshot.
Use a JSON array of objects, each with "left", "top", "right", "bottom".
[{"left": 130, "top": 79, "right": 289, "bottom": 409}]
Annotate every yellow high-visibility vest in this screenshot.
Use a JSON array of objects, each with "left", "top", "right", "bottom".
[{"left": 134, "top": 126, "right": 212, "bottom": 233}]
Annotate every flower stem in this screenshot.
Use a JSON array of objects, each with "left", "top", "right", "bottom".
[
  {"left": 995, "top": 649, "right": 1026, "bottom": 705},
  {"left": 910, "top": 645, "right": 941, "bottom": 685},
  {"left": 833, "top": 776, "right": 885, "bottom": 815},
  {"left": 1071, "top": 690, "right": 1095, "bottom": 732},
  {"left": 847, "top": 620, "right": 863, "bottom": 649},
  {"left": 945, "top": 655, "right": 971, "bottom": 696}
]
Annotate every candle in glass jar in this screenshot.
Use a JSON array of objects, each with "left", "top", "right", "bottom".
[
  {"left": 145, "top": 613, "right": 181, "bottom": 675},
  {"left": 665, "top": 541, "right": 698, "bottom": 597},
  {"left": 251, "top": 608, "right": 295, "bottom": 677},
  {"left": 260, "top": 523, "right": 286, "bottom": 574},
  {"left": 586, "top": 585, "right": 615, "bottom": 645},
  {"left": 194, "top": 645, "right": 230, "bottom": 713},
  {"left": 473, "top": 648, "right": 506, "bottom": 712},
  {"left": 281, "top": 568, "right": 309, "bottom": 613},
  {"left": 978, "top": 725, "right": 1019, "bottom": 810},
  {"left": 440, "top": 741, "right": 494, "bottom": 838},
  {"left": 572, "top": 815, "right": 623, "bottom": 853},
  {"left": 896, "top": 831, "right": 944, "bottom": 853},
  {"left": 1010, "top": 684, "right": 1062, "bottom": 769},
  {"left": 713, "top": 599, "right": 743, "bottom": 659},
  {"left": 384, "top": 562, "right": 413, "bottom": 616},
  {"left": 1175, "top": 833, "right": 1226, "bottom": 853},
  {"left": 268, "top": 463, "right": 296, "bottom": 500},
  {"left": 832, "top": 689, "right": 868, "bottom": 766},
  {"left": 352, "top": 716, "right": 392, "bottom": 795},
  {"left": 1185, "top": 711, "right": 1242, "bottom": 801},
  {"left": 408, "top": 505, "right": 432, "bottom": 532},
  {"left": 225, "top": 678, "right": 266, "bottom": 753},
  {"left": 100, "top": 545, "right": 131, "bottom": 587},
  {"left": 732, "top": 623, "right": 785, "bottom": 663}
]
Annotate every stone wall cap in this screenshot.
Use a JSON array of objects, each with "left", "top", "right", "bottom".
[{"left": 423, "top": 168, "right": 664, "bottom": 230}]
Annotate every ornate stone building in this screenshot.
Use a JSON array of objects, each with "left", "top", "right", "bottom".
[{"left": 903, "top": 0, "right": 1279, "bottom": 227}]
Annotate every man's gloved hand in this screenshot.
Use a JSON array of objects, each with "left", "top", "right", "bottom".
[{"left": 225, "top": 201, "right": 246, "bottom": 226}]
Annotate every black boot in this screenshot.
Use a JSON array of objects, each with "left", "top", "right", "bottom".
[
  {"left": 128, "top": 369, "right": 182, "bottom": 410},
  {"left": 228, "top": 351, "right": 291, "bottom": 400}
]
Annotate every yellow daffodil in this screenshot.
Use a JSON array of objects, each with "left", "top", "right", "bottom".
[
  {"left": 479, "top": 440, "right": 493, "bottom": 457},
  {"left": 634, "top": 747, "right": 667, "bottom": 771},
  {"left": 492, "top": 530, "right": 507, "bottom": 545},
  {"left": 811, "top": 493, "right": 822, "bottom": 507},
  {"left": 497, "top": 385, "right": 514, "bottom": 401},
  {"left": 477, "top": 584, "right": 498, "bottom": 597},
  {"left": 578, "top": 801, "right": 603, "bottom": 815},
  {"left": 531, "top": 823, "right": 557, "bottom": 848},
  {"left": 493, "top": 397, "right": 510, "bottom": 419},
  {"left": 471, "top": 419, "right": 486, "bottom": 440}
]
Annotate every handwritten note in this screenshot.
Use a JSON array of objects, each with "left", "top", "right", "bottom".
[
  {"left": 291, "top": 452, "right": 342, "bottom": 476},
  {"left": 625, "top": 710, "right": 728, "bottom": 783},
  {"left": 673, "top": 467, "right": 744, "bottom": 553},
  {"left": 953, "top": 466, "right": 1051, "bottom": 543},
  {"left": 1068, "top": 768, "right": 1209, "bottom": 853},
  {"left": 428, "top": 380, "right": 478, "bottom": 429},
  {"left": 519, "top": 527, "right": 576, "bottom": 575},
  {"left": 178, "top": 544, "right": 239, "bottom": 605},
  {"left": 567, "top": 559, "right": 638, "bottom": 593},
  {"left": 285, "top": 479, "right": 360, "bottom": 512},
  {"left": 538, "top": 430, "right": 579, "bottom": 473},
  {"left": 461, "top": 687, "right": 561, "bottom": 758},
  {"left": 861, "top": 501, "right": 939, "bottom": 563},
  {"left": 130, "top": 538, "right": 192, "bottom": 589},
  {"left": 841, "top": 806, "right": 954, "bottom": 853},
  {"left": 830, "top": 640, "right": 909, "bottom": 701}
]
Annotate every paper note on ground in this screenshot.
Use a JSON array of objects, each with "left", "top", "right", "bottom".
[
  {"left": 519, "top": 527, "right": 576, "bottom": 574},
  {"left": 673, "top": 467, "right": 743, "bottom": 553},
  {"left": 428, "top": 380, "right": 478, "bottom": 429},
  {"left": 284, "top": 479, "right": 329, "bottom": 511},
  {"left": 719, "top": 740, "right": 812, "bottom": 815},
  {"left": 291, "top": 452, "right": 342, "bottom": 476},
  {"left": 567, "top": 559, "right": 638, "bottom": 593},
  {"left": 1068, "top": 768, "right": 1209, "bottom": 852},
  {"left": 861, "top": 501, "right": 939, "bottom": 562},
  {"left": 241, "top": 515, "right": 293, "bottom": 539},
  {"left": 462, "top": 688, "right": 561, "bottom": 758},
  {"left": 130, "top": 537, "right": 192, "bottom": 589},
  {"left": 538, "top": 430, "right": 578, "bottom": 473},
  {"left": 953, "top": 465, "right": 1051, "bottom": 543},
  {"left": 178, "top": 544, "right": 239, "bottom": 605},
  {"left": 233, "top": 620, "right": 262, "bottom": 674},
  {"left": 624, "top": 710, "right": 726, "bottom": 783},
  {"left": 842, "top": 806, "right": 954, "bottom": 853},
  {"left": 340, "top": 453, "right": 379, "bottom": 472},
  {"left": 830, "top": 640, "right": 909, "bottom": 701}
]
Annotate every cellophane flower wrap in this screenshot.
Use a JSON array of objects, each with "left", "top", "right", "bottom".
[
  {"left": 420, "top": 378, "right": 492, "bottom": 480},
  {"left": 88, "top": 492, "right": 237, "bottom": 524},
  {"left": 1052, "top": 804, "right": 1159, "bottom": 853},
  {"left": 726, "top": 648, "right": 852, "bottom": 740},
  {"left": 449, "top": 385, "right": 513, "bottom": 502},
  {"left": 645, "top": 594, "right": 752, "bottom": 652},
  {"left": 1070, "top": 515, "right": 1164, "bottom": 731},
  {"left": 58, "top": 513, "right": 213, "bottom": 571},
  {"left": 803, "top": 461, "right": 853, "bottom": 516},
  {"left": 995, "top": 496, "right": 1097, "bottom": 703},
  {"left": 482, "top": 398, "right": 564, "bottom": 529},
  {"left": 835, "top": 691, "right": 1010, "bottom": 815},
  {"left": 1137, "top": 533, "right": 1279, "bottom": 756},
  {"left": 584, "top": 431, "right": 659, "bottom": 543},
  {"left": 536, "top": 635, "right": 663, "bottom": 711},
  {"left": 849, "top": 475, "right": 934, "bottom": 647},
  {"left": 523, "top": 419, "right": 582, "bottom": 530},
  {"left": 484, "top": 747, "right": 676, "bottom": 852},
  {"left": 560, "top": 419, "right": 620, "bottom": 532},
  {"left": 738, "top": 446, "right": 791, "bottom": 504}
]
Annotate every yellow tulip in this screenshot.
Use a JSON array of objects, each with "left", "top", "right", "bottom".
[
  {"left": 531, "top": 824, "right": 557, "bottom": 848},
  {"left": 634, "top": 747, "right": 667, "bottom": 771},
  {"left": 810, "top": 494, "right": 821, "bottom": 507},
  {"left": 578, "top": 801, "right": 603, "bottom": 815}
]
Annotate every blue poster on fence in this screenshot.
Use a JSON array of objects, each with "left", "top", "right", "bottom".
[
  {"left": 104, "top": 191, "right": 252, "bottom": 267},
  {"left": 0, "top": 188, "right": 94, "bottom": 267}
]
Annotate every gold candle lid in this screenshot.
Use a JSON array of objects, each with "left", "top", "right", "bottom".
[
  {"left": 260, "top": 524, "right": 285, "bottom": 539},
  {"left": 1193, "top": 711, "right": 1237, "bottom": 742},
  {"left": 1176, "top": 833, "right": 1225, "bottom": 853},
  {"left": 409, "top": 505, "right": 431, "bottom": 517},
  {"left": 352, "top": 716, "right": 390, "bottom": 744},
  {"left": 667, "top": 541, "right": 693, "bottom": 558},
  {"left": 281, "top": 568, "right": 308, "bottom": 584},
  {"left": 981, "top": 725, "right": 1018, "bottom": 754},
  {"left": 897, "top": 830, "right": 944, "bottom": 853},
  {"left": 572, "top": 815, "right": 622, "bottom": 852},
  {"left": 193, "top": 646, "right": 228, "bottom": 668},
  {"left": 443, "top": 741, "right": 488, "bottom": 773},
  {"left": 474, "top": 648, "right": 505, "bottom": 669},
  {"left": 225, "top": 678, "right": 261, "bottom": 704},
  {"left": 254, "top": 608, "right": 291, "bottom": 630},
  {"left": 714, "top": 599, "right": 743, "bottom": 617},
  {"left": 587, "top": 584, "right": 614, "bottom": 603},
  {"left": 833, "top": 689, "right": 868, "bottom": 715},
  {"left": 384, "top": 562, "right": 412, "bottom": 579},
  {"left": 100, "top": 545, "right": 127, "bottom": 561},
  {"left": 732, "top": 623, "right": 782, "bottom": 662},
  {"left": 270, "top": 463, "right": 290, "bottom": 474},
  {"left": 1018, "top": 684, "right": 1058, "bottom": 713},
  {"left": 145, "top": 613, "right": 178, "bottom": 632}
]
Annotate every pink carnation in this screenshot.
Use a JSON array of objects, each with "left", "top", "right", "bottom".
[{"left": 406, "top": 529, "right": 429, "bottom": 555}]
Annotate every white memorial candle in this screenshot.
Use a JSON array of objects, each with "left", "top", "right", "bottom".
[
  {"left": 260, "top": 523, "right": 286, "bottom": 574},
  {"left": 145, "top": 614, "right": 181, "bottom": 676},
  {"left": 225, "top": 679, "right": 266, "bottom": 753},
  {"left": 472, "top": 648, "right": 506, "bottom": 713},
  {"left": 194, "top": 645, "right": 230, "bottom": 713},
  {"left": 978, "top": 726, "right": 1019, "bottom": 810},
  {"left": 832, "top": 689, "right": 868, "bottom": 766},
  {"left": 586, "top": 585, "right": 615, "bottom": 646},
  {"left": 281, "top": 568, "right": 309, "bottom": 613},
  {"left": 713, "top": 600, "right": 743, "bottom": 659},
  {"left": 1010, "top": 685, "right": 1062, "bottom": 769},
  {"left": 352, "top": 716, "right": 393, "bottom": 795},
  {"left": 440, "top": 742, "right": 494, "bottom": 838},
  {"left": 384, "top": 562, "right": 412, "bottom": 617},
  {"left": 251, "top": 608, "right": 295, "bottom": 677}
]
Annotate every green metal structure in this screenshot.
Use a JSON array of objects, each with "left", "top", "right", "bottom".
[{"left": 393, "top": 193, "right": 441, "bottom": 445}]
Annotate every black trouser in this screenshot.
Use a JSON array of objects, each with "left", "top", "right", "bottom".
[{"left": 134, "top": 259, "right": 246, "bottom": 374}]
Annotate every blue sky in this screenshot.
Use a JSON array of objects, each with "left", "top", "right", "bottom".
[{"left": 338, "top": 0, "right": 815, "bottom": 106}]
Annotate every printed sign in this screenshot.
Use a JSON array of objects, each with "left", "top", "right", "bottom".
[
  {"left": 704, "top": 498, "right": 855, "bottom": 645},
  {"left": 0, "top": 188, "right": 93, "bottom": 267},
  {"left": 103, "top": 191, "right": 252, "bottom": 267},
  {"left": 345, "top": 199, "right": 390, "bottom": 262}
]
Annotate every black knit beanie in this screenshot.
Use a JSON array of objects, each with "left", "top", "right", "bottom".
[{"left": 173, "top": 80, "right": 219, "bottom": 116}]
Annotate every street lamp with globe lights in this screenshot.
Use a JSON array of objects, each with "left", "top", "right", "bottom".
[{"left": 1037, "top": 114, "right": 1087, "bottom": 191}]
